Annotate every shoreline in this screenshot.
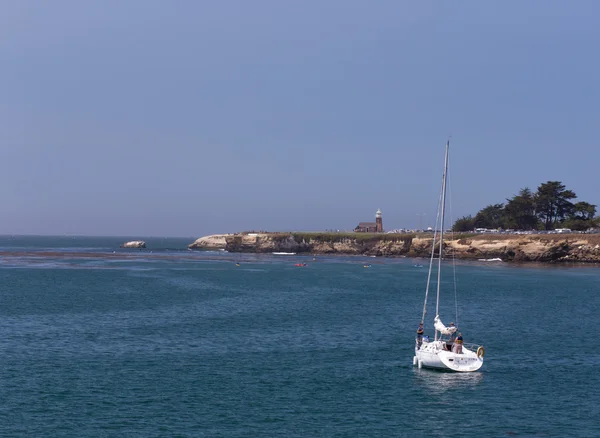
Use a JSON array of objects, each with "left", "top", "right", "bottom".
[
  {"left": 188, "top": 232, "right": 600, "bottom": 264},
  {"left": 1, "top": 248, "right": 598, "bottom": 270}
]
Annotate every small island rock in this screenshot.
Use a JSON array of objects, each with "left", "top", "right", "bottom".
[{"left": 120, "top": 240, "right": 146, "bottom": 248}]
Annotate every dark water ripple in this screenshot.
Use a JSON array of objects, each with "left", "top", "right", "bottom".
[{"left": 0, "top": 237, "right": 599, "bottom": 436}]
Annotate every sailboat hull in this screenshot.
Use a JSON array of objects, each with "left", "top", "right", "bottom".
[{"left": 415, "top": 341, "right": 483, "bottom": 372}]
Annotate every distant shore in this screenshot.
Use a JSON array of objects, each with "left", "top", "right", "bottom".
[{"left": 188, "top": 232, "right": 600, "bottom": 263}]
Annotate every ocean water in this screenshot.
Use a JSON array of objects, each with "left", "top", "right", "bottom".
[{"left": 0, "top": 236, "right": 599, "bottom": 437}]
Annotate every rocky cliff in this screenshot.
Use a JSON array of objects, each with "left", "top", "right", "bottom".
[
  {"left": 188, "top": 234, "right": 229, "bottom": 249},
  {"left": 188, "top": 232, "right": 600, "bottom": 263}
]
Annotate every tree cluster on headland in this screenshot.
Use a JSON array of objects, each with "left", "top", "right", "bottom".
[{"left": 453, "top": 181, "right": 599, "bottom": 232}]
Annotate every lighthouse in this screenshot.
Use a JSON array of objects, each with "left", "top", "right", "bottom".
[{"left": 376, "top": 209, "right": 383, "bottom": 233}]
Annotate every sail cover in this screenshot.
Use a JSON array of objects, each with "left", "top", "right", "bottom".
[{"left": 434, "top": 315, "right": 457, "bottom": 335}]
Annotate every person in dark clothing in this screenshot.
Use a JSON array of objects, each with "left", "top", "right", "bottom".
[
  {"left": 448, "top": 322, "right": 456, "bottom": 340},
  {"left": 416, "top": 322, "right": 424, "bottom": 349},
  {"left": 445, "top": 322, "right": 457, "bottom": 351}
]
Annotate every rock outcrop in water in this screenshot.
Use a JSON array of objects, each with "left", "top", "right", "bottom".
[
  {"left": 188, "top": 234, "right": 229, "bottom": 250},
  {"left": 188, "top": 232, "right": 600, "bottom": 263},
  {"left": 120, "top": 240, "right": 146, "bottom": 248}
]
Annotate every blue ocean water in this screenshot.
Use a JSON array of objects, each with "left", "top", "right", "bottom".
[{"left": 0, "top": 236, "right": 599, "bottom": 437}]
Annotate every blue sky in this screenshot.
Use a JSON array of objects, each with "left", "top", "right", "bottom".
[{"left": 1, "top": 1, "right": 599, "bottom": 237}]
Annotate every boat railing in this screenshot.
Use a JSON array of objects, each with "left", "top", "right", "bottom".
[
  {"left": 462, "top": 342, "right": 485, "bottom": 357},
  {"left": 462, "top": 342, "right": 482, "bottom": 351}
]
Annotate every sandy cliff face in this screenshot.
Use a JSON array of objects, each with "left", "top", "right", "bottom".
[
  {"left": 444, "top": 236, "right": 600, "bottom": 262},
  {"left": 188, "top": 234, "right": 230, "bottom": 249},
  {"left": 188, "top": 233, "right": 600, "bottom": 263}
]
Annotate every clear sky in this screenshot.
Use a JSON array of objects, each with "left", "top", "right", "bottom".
[{"left": 1, "top": 1, "right": 599, "bottom": 237}]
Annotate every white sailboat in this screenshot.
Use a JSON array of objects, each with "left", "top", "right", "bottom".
[{"left": 413, "top": 141, "right": 485, "bottom": 372}]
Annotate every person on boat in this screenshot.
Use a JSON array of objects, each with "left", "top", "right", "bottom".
[
  {"left": 445, "top": 322, "right": 456, "bottom": 350},
  {"left": 416, "top": 322, "right": 424, "bottom": 348},
  {"left": 453, "top": 333, "right": 463, "bottom": 354}
]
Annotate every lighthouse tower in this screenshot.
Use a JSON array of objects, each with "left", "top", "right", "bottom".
[{"left": 376, "top": 209, "right": 383, "bottom": 233}]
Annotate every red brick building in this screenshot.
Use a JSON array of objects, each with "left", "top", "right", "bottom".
[{"left": 355, "top": 209, "right": 384, "bottom": 233}]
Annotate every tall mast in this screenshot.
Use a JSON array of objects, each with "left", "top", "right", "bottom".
[
  {"left": 434, "top": 140, "right": 449, "bottom": 341},
  {"left": 421, "top": 170, "right": 444, "bottom": 325}
]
